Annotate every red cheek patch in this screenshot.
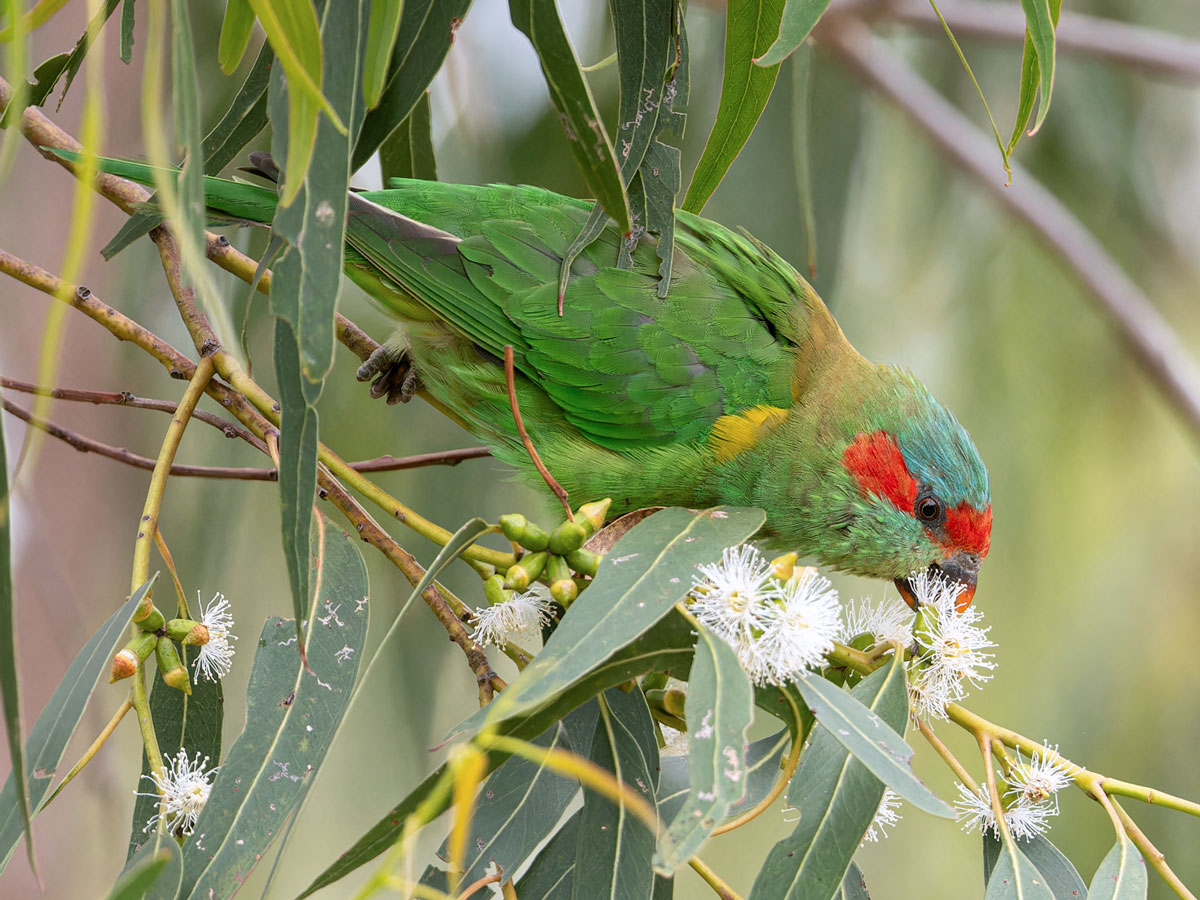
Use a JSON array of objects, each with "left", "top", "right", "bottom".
[
  {"left": 945, "top": 503, "right": 992, "bottom": 557},
  {"left": 842, "top": 431, "right": 918, "bottom": 512}
]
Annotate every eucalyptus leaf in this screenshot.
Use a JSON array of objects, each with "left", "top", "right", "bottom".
[
  {"left": 1086, "top": 839, "right": 1146, "bottom": 900},
  {"left": 752, "top": 659, "right": 908, "bottom": 900},
  {"left": 658, "top": 728, "right": 789, "bottom": 825},
  {"left": 984, "top": 832, "right": 1087, "bottom": 900},
  {"left": 9, "top": 0, "right": 121, "bottom": 118},
  {"left": 1019, "top": 0, "right": 1058, "bottom": 135},
  {"left": 653, "top": 625, "right": 752, "bottom": 873},
  {"left": 0, "top": 579, "right": 155, "bottom": 873},
  {"left": 987, "top": 843, "right": 1055, "bottom": 900},
  {"left": 794, "top": 665, "right": 950, "bottom": 816},
  {"left": 169, "top": 0, "right": 206, "bottom": 310},
  {"left": 445, "top": 507, "right": 764, "bottom": 743},
  {"left": 109, "top": 835, "right": 182, "bottom": 900},
  {"left": 839, "top": 862, "right": 870, "bottom": 900},
  {"left": 514, "top": 810, "right": 581, "bottom": 900},
  {"left": 380, "top": 91, "right": 437, "bottom": 183},
  {"left": 178, "top": 517, "right": 368, "bottom": 899},
  {"left": 683, "top": 0, "right": 786, "bottom": 214},
  {"left": 120, "top": 0, "right": 135, "bottom": 63},
  {"left": 509, "top": 0, "right": 630, "bottom": 232},
  {"left": 753, "top": 0, "right": 829, "bottom": 69},
  {"left": 217, "top": 0, "right": 256, "bottom": 74},
  {"left": 363, "top": 0, "right": 405, "bottom": 109}
]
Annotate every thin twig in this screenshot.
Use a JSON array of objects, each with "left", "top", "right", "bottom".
[
  {"left": 818, "top": 15, "right": 1200, "bottom": 444},
  {"left": 1110, "top": 797, "right": 1198, "bottom": 900},
  {"left": 455, "top": 874, "right": 502, "bottom": 900},
  {"left": 153, "top": 528, "right": 190, "bottom": 619},
  {"left": 877, "top": 0, "right": 1200, "bottom": 84},
  {"left": 688, "top": 855, "right": 745, "bottom": 900},
  {"left": 916, "top": 717, "right": 980, "bottom": 795},
  {"left": 503, "top": 345, "right": 572, "bottom": 521}
]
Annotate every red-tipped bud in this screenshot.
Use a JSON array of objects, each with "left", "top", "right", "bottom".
[
  {"left": 165, "top": 618, "right": 209, "bottom": 645},
  {"left": 110, "top": 649, "right": 138, "bottom": 682}
]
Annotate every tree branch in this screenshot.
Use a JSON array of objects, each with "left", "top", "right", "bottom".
[{"left": 818, "top": 14, "right": 1200, "bottom": 443}]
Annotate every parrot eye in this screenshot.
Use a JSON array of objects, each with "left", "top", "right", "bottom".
[{"left": 916, "top": 494, "right": 944, "bottom": 523}]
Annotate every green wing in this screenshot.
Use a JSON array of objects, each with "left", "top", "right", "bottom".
[{"left": 345, "top": 181, "right": 802, "bottom": 448}]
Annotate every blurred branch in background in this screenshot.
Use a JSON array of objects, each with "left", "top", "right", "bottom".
[{"left": 817, "top": 13, "right": 1200, "bottom": 444}]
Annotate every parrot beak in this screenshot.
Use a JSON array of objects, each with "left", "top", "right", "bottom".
[{"left": 894, "top": 551, "right": 981, "bottom": 612}]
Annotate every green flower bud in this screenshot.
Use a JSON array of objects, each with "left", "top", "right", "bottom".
[
  {"left": 546, "top": 555, "right": 577, "bottom": 605},
  {"left": 912, "top": 605, "right": 940, "bottom": 652},
  {"left": 645, "top": 688, "right": 687, "bottom": 718},
  {"left": 110, "top": 629, "right": 157, "bottom": 682},
  {"left": 156, "top": 638, "right": 191, "bottom": 694},
  {"left": 564, "top": 548, "right": 600, "bottom": 577},
  {"left": 134, "top": 603, "right": 166, "bottom": 634},
  {"left": 847, "top": 632, "right": 876, "bottom": 653},
  {"left": 499, "top": 513, "right": 527, "bottom": 543},
  {"left": 499, "top": 513, "right": 551, "bottom": 552},
  {"left": 483, "top": 574, "right": 510, "bottom": 608},
  {"left": 548, "top": 521, "right": 587, "bottom": 556},
  {"left": 575, "top": 498, "right": 612, "bottom": 536},
  {"left": 503, "top": 551, "right": 548, "bottom": 590},
  {"left": 642, "top": 671, "right": 669, "bottom": 692},
  {"left": 768, "top": 552, "right": 798, "bottom": 581},
  {"left": 165, "top": 618, "right": 210, "bottom": 645}
]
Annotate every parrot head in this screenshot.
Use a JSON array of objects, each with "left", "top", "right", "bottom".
[{"left": 832, "top": 368, "right": 991, "bottom": 611}]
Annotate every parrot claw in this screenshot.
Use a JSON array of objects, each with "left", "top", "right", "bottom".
[{"left": 356, "top": 343, "right": 420, "bottom": 405}]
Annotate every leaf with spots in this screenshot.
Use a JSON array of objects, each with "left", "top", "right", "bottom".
[
  {"left": 442, "top": 506, "right": 765, "bottom": 744},
  {"left": 653, "top": 623, "right": 752, "bottom": 874},
  {"left": 794, "top": 660, "right": 951, "bottom": 816},
  {"left": 1084, "top": 838, "right": 1146, "bottom": 900},
  {"left": 752, "top": 658, "right": 908, "bottom": 900},
  {"left": 177, "top": 516, "right": 368, "bottom": 900},
  {"left": 984, "top": 833, "right": 1087, "bottom": 900}
]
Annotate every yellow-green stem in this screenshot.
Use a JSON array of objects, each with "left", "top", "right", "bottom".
[
  {"left": 915, "top": 717, "right": 979, "bottom": 796},
  {"left": 688, "top": 855, "right": 744, "bottom": 900},
  {"left": 1110, "top": 797, "right": 1198, "bottom": 900}
]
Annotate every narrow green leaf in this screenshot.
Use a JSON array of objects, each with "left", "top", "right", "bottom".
[
  {"left": 0, "top": 394, "right": 32, "bottom": 874},
  {"left": 515, "top": 810, "right": 581, "bottom": 900},
  {"left": 218, "top": 0, "right": 256, "bottom": 73},
  {"left": 794, "top": 663, "right": 951, "bottom": 817},
  {"left": 170, "top": 0, "right": 206, "bottom": 301},
  {"left": 754, "top": 682, "right": 812, "bottom": 742},
  {"left": 109, "top": 836, "right": 182, "bottom": 900},
  {"left": 574, "top": 689, "right": 658, "bottom": 900},
  {"left": 1007, "top": 0, "right": 1061, "bottom": 152},
  {"left": 840, "top": 862, "right": 870, "bottom": 900},
  {"left": 352, "top": 0, "right": 471, "bottom": 171},
  {"left": 301, "top": 613, "right": 697, "bottom": 896},
  {"left": 420, "top": 712, "right": 582, "bottom": 889},
  {"left": 379, "top": 90, "right": 436, "bottom": 182},
  {"left": 682, "top": 0, "right": 786, "bottom": 214},
  {"left": 985, "top": 833, "right": 1087, "bottom": 900},
  {"left": 654, "top": 625, "right": 753, "bottom": 873},
  {"left": 1019, "top": 0, "right": 1058, "bottom": 136},
  {"left": 119, "top": 0, "right": 135, "bottom": 64},
  {"left": 127, "top": 657, "right": 223, "bottom": 859},
  {"left": 658, "top": 729, "right": 788, "bottom": 825},
  {"left": 753, "top": 0, "right": 829, "bottom": 68},
  {"left": 362, "top": 0, "right": 404, "bottom": 109},
  {"left": 1086, "top": 839, "right": 1147, "bottom": 900},
  {"left": 444, "top": 507, "right": 765, "bottom": 742},
  {"left": 179, "top": 516, "right": 368, "bottom": 899},
  {"left": 752, "top": 661, "right": 908, "bottom": 899},
  {"left": 509, "top": 0, "right": 630, "bottom": 232},
  {"left": 102, "top": 42, "right": 275, "bottom": 260},
  {"left": 988, "top": 844, "right": 1055, "bottom": 900},
  {"left": 609, "top": 0, "right": 672, "bottom": 180},
  {"left": 0, "top": 578, "right": 155, "bottom": 873}
]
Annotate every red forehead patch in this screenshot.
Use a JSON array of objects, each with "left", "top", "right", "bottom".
[
  {"left": 945, "top": 503, "right": 992, "bottom": 557},
  {"left": 842, "top": 431, "right": 917, "bottom": 511}
]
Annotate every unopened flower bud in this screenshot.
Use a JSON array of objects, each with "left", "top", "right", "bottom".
[
  {"left": 499, "top": 514, "right": 550, "bottom": 552},
  {"left": 548, "top": 521, "right": 587, "bottom": 556},
  {"left": 503, "top": 552, "right": 548, "bottom": 591},
  {"left": 134, "top": 602, "right": 165, "bottom": 633},
  {"left": 166, "top": 618, "right": 209, "bottom": 645},
  {"left": 769, "top": 552, "right": 798, "bottom": 581},
  {"left": 565, "top": 548, "right": 600, "bottom": 577},
  {"left": 546, "top": 555, "right": 577, "bottom": 604},
  {"left": 645, "top": 688, "right": 687, "bottom": 718},
  {"left": 110, "top": 649, "right": 138, "bottom": 682},
  {"left": 575, "top": 498, "right": 611, "bottom": 536},
  {"left": 156, "top": 638, "right": 191, "bottom": 694},
  {"left": 483, "top": 574, "right": 510, "bottom": 608}
]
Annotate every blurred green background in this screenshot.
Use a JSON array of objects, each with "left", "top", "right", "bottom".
[{"left": 2, "top": 1, "right": 1199, "bottom": 898}]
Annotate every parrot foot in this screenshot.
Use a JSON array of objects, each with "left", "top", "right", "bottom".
[{"left": 356, "top": 344, "right": 421, "bottom": 405}]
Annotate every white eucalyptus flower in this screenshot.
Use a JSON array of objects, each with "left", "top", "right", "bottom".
[
  {"left": 690, "top": 544, "right": 780, "bottom": 647},
  {"left": 840, "top": 595, "right": 914, "bottom": 647},
  {"left": 193, "top": 592, "right": 237, "bottom": 682},
  {"left": 954, "top": 782, "right": 1055, "bottom": 841},
  {"left": 136, "top": 748, "right": 219, "bottom": 835},
  {"left": 472, "top": 590, "right": 552, "bottom": 647},
  {"left": 750, "top": 567, "right": 841, "bottom": 684},
  {"left": 1006, "top": 743, "right": 1076, "bottom": 810},
  {"left": 861, "top": 788, "right": 903, "bottom": 844}
]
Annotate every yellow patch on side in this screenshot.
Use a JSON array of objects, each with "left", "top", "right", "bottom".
[{"left": 709, "top": 405, "right": 789, "bottom": 462}]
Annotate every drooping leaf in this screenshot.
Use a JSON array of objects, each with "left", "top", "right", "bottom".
[
  {"left": 178, "top": 516, "right": 368, "bottom": 899},
  {"left": 379, "top": 90, "right": 436, "bottom": 183},
  {"left": 984, "top": 832, "right": 1087, "bottom": 900},
  {"left": 682, "top": 0, "right": 785, "bottom": 214},
  {"left": 794, "top": 663, "right": 951, "bottom": 816},
  {"left": 572, "top": 689, "right": 659, "bottom": 900},
  {"left": 653, "top": 624, "right": 752, "bottom": 873},
  {"left": 362, "top": 0, "right": 405, "bottom": 109},
  {"left": 352, "top": 0, "right": 472, "bottom": 171},
  {"left": 119, "top": 0, "right": 135, "bottom": 63},
  {"left": 1086, "top": 839, "right": 1147, "bottom": 900},
  {"left": 127, "top": 657, "right": 224, "bottom": 859},
  {"left": 108, "top": 836, "right": 182, "bottom": 900},
  {"left": 218, "top": 0, "right": 256, "bottom": 73},
  {"left": 0, "top": 579, "right": 155, "bottom": 873},
  {"left": 514, "top": 809, "right": 581, "bottom": 900},
  {"left": 300, "top": 611, "right": 697, "bottom": 896},
  {"left": 509, "top": 0, "right": 630, "bottom": 232},
  {"left": 752, "top": 659, "right": 908, "bottom": 899},
  {"left": 1018, "top": 0, "right": 1059, "bottom": 137},
  {"left": 169, "top": 0, "right": 206, "bottom": 301},
  {"left": 753, "top": 0, "right": 829, "bottom": 68},
  {"left": 444, "top": 507, "right": 765, "bottom": 743},
  {"left": 0, "top": 393, "right": 31, "bottom": 873},
  {"left": 420, "top": 707, "right": 588, "bottom": 890},
  {"left": 102, "top": 43, "right": 275, "bottom": 260},
  {"left": 987, "top": 842, "right": 1055, "bottom": 900},
  {"left": 839, "top": 862, "right": 870, "bottom": 900}
]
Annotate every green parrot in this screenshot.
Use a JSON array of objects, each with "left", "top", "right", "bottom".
[{"left": 67, "top": 151, "right": 991, "bottom": 608}]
